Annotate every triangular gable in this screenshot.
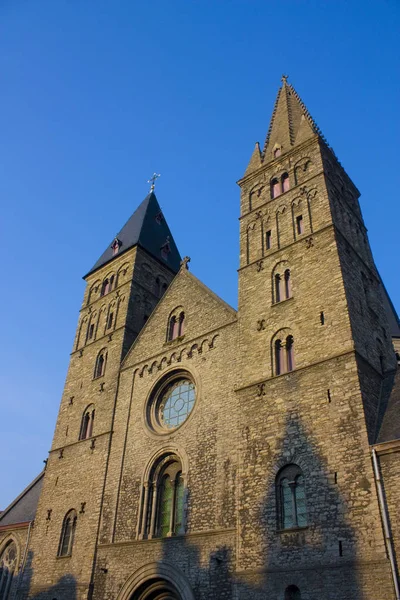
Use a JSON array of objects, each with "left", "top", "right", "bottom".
[{"left": 122, "top": 268, "right": 237, "bottom": 369}]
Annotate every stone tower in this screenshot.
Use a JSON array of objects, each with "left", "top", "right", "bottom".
[
  {"left": 235, "top": 77, "right": 398, "bottom": 596},
  {"left": 3, "top": 78, "right": 399, "bottom": 600},
  {"left": 24, "top": 191, "right": 181, "bottom": 599}
]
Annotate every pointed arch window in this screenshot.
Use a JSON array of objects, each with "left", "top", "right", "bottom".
[
  {"left": 94, "top": 350, "right": 107, "bottom": 379},
  {"left": 58, "top": 510, "right": 77, "bottom": 557},
  {"left": 277, "top": 465, "right": 307, "bottom": 530},
  {"left": 274, "top": 335, "right": 295, "bottom": 375},
  {"left": 0, "top": 540, "right": 18, "bottom": 600},
  {"left": 79, "top": 405, "right": 95, "bottom": 440},
  {"left": 139, "top": 454, "right": 185, "bottom": 540}
]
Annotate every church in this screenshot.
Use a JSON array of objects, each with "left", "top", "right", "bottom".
[{"left": 1, "top": 78, "right": 400, "bottom": 600}]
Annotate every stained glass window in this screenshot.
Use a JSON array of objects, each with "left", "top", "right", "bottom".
[
  {"left": 277, "top": 465, "right": 307, "bottom": 530},
  {"left": 281, "top": 478, "right": 294, "bottom": 529},
  {"left": 295, "top": 475, "right": 307, "bottom": 527},
  {"left": 0, "top": 541, "right": 17, "bottom": 600},
  {"left": 159, "top": 380, "right": 195, "bottom": 429},
  {"left": 159, "top": 476, "right": 173, "bottom": 538},
  {"left": 174, "top": 472, "right": 184, "bottom": 534}
]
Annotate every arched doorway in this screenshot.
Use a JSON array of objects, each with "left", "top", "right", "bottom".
[
  {"left": 131, "top": 577, "right": 181, "bottom": 600},
  {"left": 117, "top": 562, "right": 194, "bottom": 600}
]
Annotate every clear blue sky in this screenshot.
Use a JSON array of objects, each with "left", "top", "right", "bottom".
[{"left": 1, "top": 0, "right": 399, "bottom": 508}]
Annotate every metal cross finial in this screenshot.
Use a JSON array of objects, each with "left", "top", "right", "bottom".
[
  {"left": 147, "top": 173, "right": 161, "bottom": 191},
  {"left": 180, "top": 256, "right": 191, "bottom": 270},
  {"left": 281, "top": 74, "right": 289, "bottom": 84}
]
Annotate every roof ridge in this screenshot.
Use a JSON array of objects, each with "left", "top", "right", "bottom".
[
  {"left": 285, "top": 84, "right": 296, "bottom": 146},
  {"left": 287, "top": 83, "right": 335, "bottom": 155}
]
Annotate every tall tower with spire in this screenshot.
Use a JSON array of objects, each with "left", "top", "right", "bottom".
[
  {"left": 236, "top": 77, "right": 397, "bottom": 596},
  {"left": 24, "top": 190, "right": 181, "bottom": 599},
  {"left": 3, "top": 78, "right": 399, "bottom": 600}
]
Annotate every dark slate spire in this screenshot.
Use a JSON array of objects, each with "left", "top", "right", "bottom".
[{"left": 85, "top": 192, "right": 181, "bottom": 277}]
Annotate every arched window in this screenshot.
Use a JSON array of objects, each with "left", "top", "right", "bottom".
[
  {"left": 277, "top": 465, "right": 307, "bottom": 530},
  {"left": 0, "top": 540, "right": 18, "bottom": 600},
  {"left": 284, "top": 269, "right": 291, "bottom": 298},
  {"left": 274, "top": 147, "right": 281, "bottom": 158},
  {"left": 100, "top": 275, "right": 115, "bottom": 297},
  {"left": 275, "top": 274, "right": 282, "bottom": 303},
  {"left": 274, "top": 268, "right": 292, "bottom": 303},
  {"left": 94, "top": 350, "right": 106, "bottom": 378},
  {"left": 286, "top": 335, "right": 294, "bottom": 371},
  {"left": 271, "top": 178, "right": 281, "bottom": 199},
  {"left": 167, "top": 311, "right": 185, "bottom": 341},
  {"left": 139, "top": 454, "right": 185, "bottom": 540},
  {"left": 101, "top": 279, "right": 110, "bottom": 296},
  {"left": 281, "top": 172, "right": 290, "bottom": 193},
  {"left": 86, "top": 321, "right": 95, "bottom": 342},
  {"left": 275, "top": 339, "right": 284, "bottom": 375},
  {"left": 58, "top": 510, "right": 77, "bottom": 557},
  {"left": 274, "top": 335, "right": 295, "bottom": 375},
  {"left": 284, "top": 585, "right": 302, "bottom": 600},
  {"left": 79, "top": 405, "right": 95, "bottom": 440}
]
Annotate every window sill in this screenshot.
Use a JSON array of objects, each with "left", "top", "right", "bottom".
[
  {"left": 56, "top": 554, "right": 72, "bottom": 559},
  {"left": 277, "top": 526, "right": 308, "bottom": 534},
  {"left": 165, "top": 335, "right": 185, "bottom": 345},
  {"left": 272, "top": 296, "right": 294, "bottom": 306}
]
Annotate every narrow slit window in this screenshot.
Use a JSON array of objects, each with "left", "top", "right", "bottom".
[
  {"left": 266, "top": 230, "right": 272, "bottom": 250},
  {"left": 296, "top": 215, "right": 304, "bottom": 235},
  {"left": 107, "top": 312, "right": 114, "bottom": 330}
]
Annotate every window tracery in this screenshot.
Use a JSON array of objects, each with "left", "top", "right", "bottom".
[
  {"left": 138, "top": 454, "right": 185, "bottom": 540},
  {"left": 0, "top": 540, "right": 18, "bottom": 600},
  {"left": 147, "top": 372, "right": 196, "bottom": 433}
]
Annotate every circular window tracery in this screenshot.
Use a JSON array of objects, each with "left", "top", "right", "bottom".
[{"left": 147, "top": 372, "right": 196, "bottom": 433}]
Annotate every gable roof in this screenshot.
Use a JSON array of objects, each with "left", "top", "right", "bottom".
[
  {"left": 0, "top": 471, "right": 44, "bottom": 526},
  {"left": 85, "top": 192, "right": 181, "bottom": 277},
  {"left": 121, "top": 266, "right": 237, "bottom": 370}
]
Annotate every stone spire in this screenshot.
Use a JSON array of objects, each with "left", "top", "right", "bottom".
[{"left": 243, "top": 76, "right": 330, "bottom": 176}]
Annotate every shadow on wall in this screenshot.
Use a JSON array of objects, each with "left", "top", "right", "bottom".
[
  {"left": 148, "top": 414, "right": 364, "bottom": 600},
  {"left": 15, "top": 551, "right": 77, "bottom": 600}
]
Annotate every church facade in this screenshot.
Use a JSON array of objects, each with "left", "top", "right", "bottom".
[{"left": 1, "top": 79, "right": 400, "bottom": 600}]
